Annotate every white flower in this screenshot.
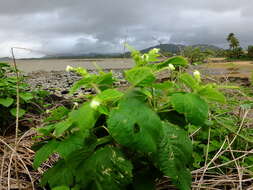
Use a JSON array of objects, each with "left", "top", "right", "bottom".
[
  {"left": 66, "top": 65, "right": 73, "bottom": 72},
  {"left": 141, "top": 54, "right": 149, "bottom": 62},
  {"left": 193, "top": 70, "right": 201, "bottom": 81},
  {"left": 46, "top": 109, "right": 50, "bottom": 114},
  {"left": 73, "top": 102, "right": 79, "bottom": 107},
  {"left": 90, "top": 99, "right": 101, "bottom": 109},
  {"left": 152, "top": 48, "right": 160, "bottom": 54},
  {"left": 168, "top": 64, "right": 175, "bottom": 71}
]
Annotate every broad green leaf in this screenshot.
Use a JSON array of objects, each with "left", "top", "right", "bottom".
[
  {"left": 69, "top": 102, "right": 100, "bottom": 131},
  {"left": 45, "top": 106, "right": 70, "bottom": 122},
  {"left": 0, "top": 97, "right": 14, "bottom": 107},
  {"left": 152, "top": 81, "right": 174, "bottom": 90},
  {"left": 156, "top": 56, "right": 188, "bottom": 70},
  {"left": 33, "top": 139, "right": 59, "bottom": 169},
  {"left": 97, "top": 105, "right": 110, "bottom": 115},
  {"left": 125, "top": 44, "right": 143, "bottom": 66},
  {"left": 70, "top": 77, "right": 92, "bottom": 94},
  {"left": 10, "top": 108, "right": 26, "bottom": 118},
  {"left": 34, "top": 133, "right": 85, "bottom": 169},
  {"left": 41, "top": 160, "right": 74, "bottom": 188},
  {"left": 198, "top": 85, "right": 226, "bottom": 103},
  {"left": 56, "top": 133, "right": 85, "bottom": 158},
  {"left": 154, "top": 122, "right": 192, "bottom": 190},
  {"left": 19, "top": 92, "right": 33, "bottom": 101},
  {"left": 70, "top": 72, "right": 114, "bottom": 93},
  {"left": 52, "top": 186, "right": 70, "bottom": 190},
  {"left": 108, "top": 97, "right": 162, "bottom": 153},
  {"left": 96, "top": 89, "right": 123, "bottom": 103},
  {"left": 141, "top": 88, "right": 153, "bottom": 99},
  {"left": 125, "top": 67, "right": 155, "bottom": 87},
  {"left": 73, "top": 67, "right": 88, "bottom": 76},
  {"left": 53, "top": 119, "right": 73, "bottom": 137},
  {"left": 142, "top": 48, "right": 160, "bottom": 63},
  {"left": 37, "top": 124, "right": 55, "bottom": 136},
  {"left": 95, "top": 72, "right": 114, "bottom": 90},
  {"left": 179, "top": 73, "right": 198, "bottom": 90},
  {"left": 170, "top": 93, "right": 208, "bottom": 125},
  {"left": 76, "top": 147, "right": 133, "bottom": 190}
]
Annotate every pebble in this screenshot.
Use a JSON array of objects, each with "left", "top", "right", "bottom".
[{"left": 25, "top": 69, "right": 126, "bottom": 98}]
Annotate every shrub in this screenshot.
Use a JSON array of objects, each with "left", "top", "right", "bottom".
[
  {"left": 226, "top": 47, "right": 244, "bottom": 59},
  {"left": 182, "top": 47, "right": 214, "bottom": 64},
  {"left": 33, "top": 48, "right": 226, "bottom": 190},
  {"left": 0, "top": 62, "right": 43, "bottom": 131}
]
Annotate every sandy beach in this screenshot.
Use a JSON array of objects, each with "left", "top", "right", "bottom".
[{"left": 14, "top": 58, "right": 134, "bottom": 73}]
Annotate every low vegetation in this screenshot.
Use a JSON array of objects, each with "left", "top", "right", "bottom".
[
  {"left": 182, "top": 46, "right": 214, "bottom": 64},
  {"left": 0, "top": 62, "right": 46, "bottom": 133},
  {"left": 31, "top": 47, "right": 252, "bottom": 190},
  {"left": 1, "top": 45, "right": 253, "bottom": 189}
]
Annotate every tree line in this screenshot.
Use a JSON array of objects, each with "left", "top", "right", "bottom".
[
  {"left": 225, "top": 33, "right": 253, "bottom": 60},
  {"left": 173, "top": 33, "right": 253, "bottom": 64}
]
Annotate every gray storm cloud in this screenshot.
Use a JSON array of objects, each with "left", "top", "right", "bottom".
[{"left": 0, "top": 0, "right": 253, "bottom": 57}]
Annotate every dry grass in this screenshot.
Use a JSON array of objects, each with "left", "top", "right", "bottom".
[
  {"left": 0, "top": 129, "right": 38, "bottom": 189},
  {"left": 0, "top": 128, "right": 58, "bottom": 190}
]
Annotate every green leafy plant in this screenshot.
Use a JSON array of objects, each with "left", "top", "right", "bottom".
[
  {"left": 182, "top": 47, "right": 214, "bottom": 64},
  {"left": 0, "top": 62, "right": 44, "bottom": 130},
  {"left": 33, "top": 48, "right": 225, "bottom": 190}
]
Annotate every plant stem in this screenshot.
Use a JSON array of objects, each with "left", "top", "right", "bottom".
[
  {"left": 96, "top": 136, "right": 113, "bottom": 147},
  {"left": 11, "top": 47, "right": 21, "bottom": 190}
]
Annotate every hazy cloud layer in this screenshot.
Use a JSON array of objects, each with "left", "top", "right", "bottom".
[{"left": 0, "top": 0, "right": 253, "bottom": 57}]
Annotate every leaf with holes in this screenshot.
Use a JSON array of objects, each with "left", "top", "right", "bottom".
[
  {"left": 41, "top": 159, "right": 74, "bottom": 188},
  {"left": 154, "top": 122, "right": 192, "bottom": 190},
  {"left": 75, "top": 147, "right": 133, "bottom": 189},
  {"left": 108, "top": 97, "right": 162, "bottom": 153}
]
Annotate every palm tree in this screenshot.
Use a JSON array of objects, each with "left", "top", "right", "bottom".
[
  {"left": 226, "top": 33, "right": 239, "bottom": 50},
  {"left": 226, "top": 33, "right": 234, "bottom": 42}
]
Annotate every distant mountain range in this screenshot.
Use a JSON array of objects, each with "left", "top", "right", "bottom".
[
  {"left": 0, "top": 44, "right": 222, "bottom": 60},
  {"left": 0, "top": 57, "right": 10, "bottom": 62},
  {"left": 42, "top": 52, "right": 123, "bottom": 59},
  {"left": 141, "top": 44, "right": 221, "bottom": 54}
]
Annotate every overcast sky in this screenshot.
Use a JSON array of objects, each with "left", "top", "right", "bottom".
[{"left": 0, "top": 0, "right": 252, "bottom": 57}]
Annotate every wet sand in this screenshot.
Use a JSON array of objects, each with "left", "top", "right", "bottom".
[
  {"left": 196, "top": 60, "right": 253, "bottom": 78},
  {"left": 14, "top": 58, "right": 134, "bottom": 73}
]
